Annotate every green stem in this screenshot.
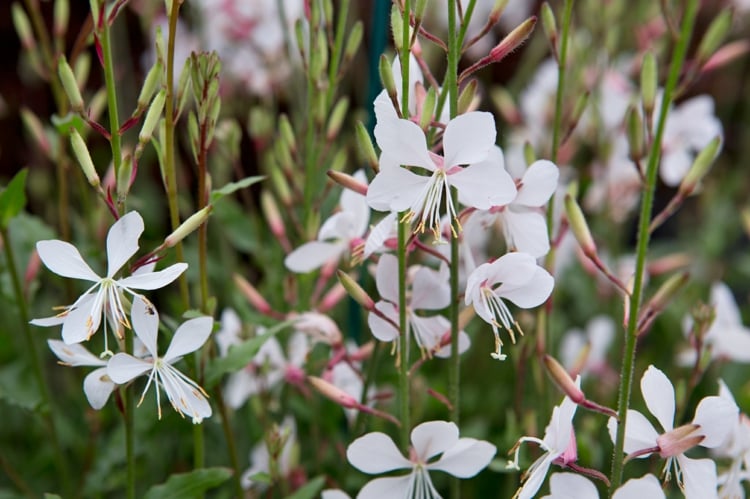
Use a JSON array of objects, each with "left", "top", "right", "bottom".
[
  {"left": 325, "top": 0, "right": 350, "bottom": 110},
  {"left": 213, "top": 388, "right": 244, "bottom": 497},
  {"left": 608, "top": 1, "right": 698, "bottom": 493},
  {"left": 124, "top": 331, "right": 135, "bottom": 499},
  {"left": 2, "top": 226, "right": 71, "bottom": 497},
  {"left": 98, "top": 11, "right": 123, "bottom": 211},
  {"left": 550, "top": 0, "right": 574, "bottom": 164}
]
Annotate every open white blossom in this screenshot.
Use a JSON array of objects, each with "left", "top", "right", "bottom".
[
  {"left": 541, "top": 473, "right": 665, "bottom": 499},
  {"left": 47, "top": 340, "right": 115, "bottom": 410}
]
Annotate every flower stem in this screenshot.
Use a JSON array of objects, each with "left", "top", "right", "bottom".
[
  {"left": 124, "top": 330, "right": 136, "bottom": 499},
  {"left": 608, "top": 0, "right": 698, "bottom": 493},
  {"left": 98, "top": 10, "right": 123, "bottom": 214},
  {"left": 550, "top": 0, "right": 574, "bottom": 164}
]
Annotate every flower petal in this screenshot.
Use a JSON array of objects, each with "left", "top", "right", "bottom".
[
  {"left": 374, "top": 117, "right": 435, "bottom": 170},
  {"left": 36, "top": 240, "right": 100, "bottom": 281},
  {"left": 516, "top": 453, "right": 554, "bottom": 499},
  {"left": 363, "top": 213, "right": 397, "bottom": 258},
  {"left": 613, "top": 474, "right": 665, "bottom": 499},
  {"left": 130, "top": 298, "right": 160, "bottom": 357},
  {"left": 375, "top": 254, "right": 399, "bottom": 303},
  {"left": 692, "top": 395, "right": 738, "bottom": 448},
  {"left": 284, "top": 241, "right": 344, "bottom": 273},
  {"left": 106, "top": 211, "right": 144, "bottom": 277},
  {"left": 164, "top": 316, "right": 213, "bottom": 363},
  {"left": 641, "top": 365, "right": 675, "bottom": 432},
  {"left": 357, "top": 475, "right": 413, "bottom": 499},
  {"left": 83, "top": 367, "right": 116, "bottom": 409},
  {"left": 346, "top": 431, "right": 411, "bottom": 474},
  {"left": 48, "top": 339, "right": 105, "bottom": 366},
  {"left": 107, "top": 353, "right": 152, "bottom": 384},
  {"left": 118, "top": 262, "right": 188, "bottom": 290},
  {"left": 608, "top": 410, "right": 659, "bottom": 456},
  {"left": 366, "top": 159, "right": 430, "bottom": 212},
  {"left": 542, "top": 472, "right": 598, "bottom": 499},
  {"left": 514, "top": 160, "right": 559, "bottom": 207},
  {"left": 677, "top": 454, "right": 718, "bottom": 499},
  {"left": 427, "top": 437, "right": 496, "bottom": 478},
  {"left": 484, "top": 252, "right": 538, "bottom": 287},
  {"left": 451, "top": 156, "right": 517, "bottom": 210},
  {"left": 501, "top": 208, "right": 551, "bottom": 258},
  {"left": 61, "top": 293, "right": 102, "bottom": 344},
  {"left": 367, "top": 301, "right": 399, "bottom": 342},
  {"left": 499, "top": 265, "right": 554, "bottom": 309},
  {"left": 442, "top": 112, "right": 496, "bottom": 168},
  {"left": 410, "top": 420, "right": 459, "bottom": 462}
]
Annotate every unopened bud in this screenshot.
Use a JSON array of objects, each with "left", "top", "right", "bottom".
[
  {"left": 565, "top": 193, "right": 596, "bottom": 254},
  {"left": 391, "top": 4, "right": 404, "bottom": 51},
  {"left": 74, "top": 53, "right": 91, "bottom": 89},
  {"left": 319, "top": 282, "right": 347, "bottom": 312},
  {"left": 355, "top": 122, "right": 379, "bottom": 173},
  {"left": 419, "top": 86, "right": 436, "bottom": 130},
  {"left": 137, "top": 61, "right": 163, "bottom": 112},
  {"left": 544, "top": 355, "right": 584, "bottom": 403},
  {"left": 116, "top": 153, "right": 133, "bottom": 202},
  {"left": 490, "top": 87, "right": 521, "bottom": 124},
  {"left": 415, "top": 0, "right": 428, "bottom": 22},
  {"left": 697, "top": 9, "right": 732, "bottom": 65},
  {"left": 70, "top": 128, "right": 99, "bottom": 187},
  {"left": 490, "top": 17, "right": 536, "bottom": 62},
  {"left": 679, "top": 136, "right": 721, "bottom": 196},
  {"left": 379, "top": 54, "right": 398, "bottom": 104},
  {"left": 457, "top": 79, "right": 479, "bottom": 114},
  {"left": 329, "top": 149, "right": 347, "bottom": 173},
  {"left": 164, "top": 205, "right": 213, "bottom": 248},
  {"left": 11, "top": 4, "right": 34, "bottom": 49},
  {"left": 247, "top": 107, "right": 274, "bottom": 144},
  {"left": 344, "top": 21, "right": 363, "bottom": 63},
  {"left": 58, "top": 56, "right": 84, "bottom": 112},
  {"left": 326, "top": 97, "right": 349, "bottom": 140},
  {"left": 269, "top": 164, "right": 292, "bottom": 205},
  {"left": 89, "top": 0, "right": 101, "bottom": 27},
  {"left": 20, "top": 108, "right": 51, "bottom": 158},
  {"left": 260, "top": 190, "right": 285, "bottom": 238},
  {"left": 646, "top": 271, "right": 689, "bottom": 315},
  {"left": 640, "top": 52, "right": 657, "bottom": 116},
  {"left": 702, "top": 40, "right": 750, "bottom": 74},
  {"left": 626, "top": 104, "right": 644, "bottom": 160},
  {"left": 541, "top": 2, "right": 557, "bottom": 50},
  {"left": 139, "top": 90, "right": 165, "bottom": 144},
  {"left": 523, "top": 141, "right": 536, "bottom": 167},
  {"left": 327, "top": 170, "right": 368, "bottom": 196},
  {"left": 53, "top": 0, "right": 70, "bottom": 38},
  {"left": 310, "top": 31, "right": 328, "bottom": 82},
  {"left": 322, "top": 0, "right": 333, "bottom": 26},
  {"left": 308, "top": 376, "right": 358, "bottom": 408},
  {"left": 278, "top": 114, "right": 296, "bottom": 155},
  {"left": 337, "top": 270, "right": 375, "bottom": 310},
  {"left": 234, "top": 274, "right": 273, "bottom": 316}
]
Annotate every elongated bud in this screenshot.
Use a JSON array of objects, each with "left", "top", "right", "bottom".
[
  {"left": 541, "top": 2, "right": 557, "bottom": 50},
  {"left": 327, "top": 170, "right": 368, "bottom": 196},
  {"left": 523, "top": 141, "right": 536, "bottom": 166},
  {"left": 139, "top": 90, "right": 165, "bottom": 144},
  {"left": 278, "top": 114, "right": 296, "bottom": 155},
  {"left": 419, "top": 86, "right": 436, "bottom": 130},
  {"left": 565, "top": 193, "right": 596, "bottom": 254},
  {"left": 337, "top": 270, "right": 375, "bottom": 310},
  {"left": 626, "top": 104, "right": 644, "bottom": 160},
  {"left": 319, "top": 282, "right": 347, "bottom": 313},
  {"left": 322, "top": 0, "right": 333, "bottom": 26},
  {"left": 308, "top": 376, "right": 359, "bottom": 408},
  {"left": 247, "top": 107, "right": 274, "bottom": 144},
  {"left": 640, "top": 52, "right": 657, "bottom": 116},
  {"left": 379, "top": 54, "right": 398, "bottom": 104},
  {"left": 355, "top": 122, "right": 379, "bottom": 172},
  {"left": 269, "top": 163, "right": 292, "bottom": 205},
  {"left": 53, "top": 0, "right": 69, "bottom": 38},
  {"left": 697, "top": 9, "right": 732, "bottom": 65},
  {"left": 742, "top": 207, "right": 750, "bottom": 238},
  {"left": 58, "top": 56, "right": 84, "bottom": 112},
  {"left": 344, "top": 21, "right": 363, "bottom": 63},
  {"left": 415, "top": 0, "right": 428, "bottom": 23},
  {"left": 295, "top": 19, "right": 306, "bottom": 63},
  {"left": 310, "top": 31, "right": 328, "bottom": 82},
  {"left": 70, "top": 128, "right": 99, "bottom": 187},
  {"left": 234, "top": 274, "right": 273, "bottom": 316},
  {"left": 679, "top": 136, "right": 721, "bottom": 196},
  {"left": 89, "top": 0, "right": 101, "bottom": 27},
  {"left": 326, "top": 97, "right": 349, "bottom": 140},
  {"left": 12, "top": 4, "right": 34, "bottom": 50},
  {"left": 329, "top": 149, "right": 347, "bottom": 173},
  {"left": 20, "top": 108, "right": 51, "bottom": 158},
  {"left": 490, "top": 87, "right": 521, "bottom": 124},
  {"left": 74, "top": 53, "right": 91, "bottom": 89},
  {"left": 490, "top": 17, "right": 536, "bottom": 62},
  {"left": 457, "top": 79, "right": 479, "bottom": 114},
  {"left": 137, "top": 61, "right": 163, "bottom": 111},
  {"left": 702, "top": 40, "right": 750, "bottom": 74},
  {"left": 261, "top": 190, "right": 285, "bottom": 239},
  {"left": 544, "top": 355, "right": 584, "bottom": 403},
  {"left": 117, "top": 153, "right": 133, "bottom": 201},
  {"left": 391, "top": 4, "right": 404, "bottom": 51},
  {"left": 164, "top": 206, "right": 213, "bottom": 248},
  {"left": 646, "top": 271, "right": 689, "bottom": 316},
  {"left": 490, "top": 0, "right": 509, "bottom": 21}
]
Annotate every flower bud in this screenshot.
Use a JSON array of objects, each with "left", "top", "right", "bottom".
[
  {"left": 696, "top": 9, "right": 732, "bottom": 65},
  {"left": 329, "top": 148, "right": 347, "bottom": 173},
  {"left": 419, "top": 86, "right": 436, "bottom": 130},
  {"left": 308, "top": 376, "right": 358, "bottom": 408},
  {"left": 625, "top": 104, "right": 644, "bottom": 160},
  {"left": 544, "top": 354, "right": 584, "bottom": 403},
  {"left": 490, "top": 0, "right": 509, "bottom": 22},
  {"left": 390, "top": 4, "right": 404, "bottom": 51},
  {"left": 116, "top": 152, "right": 133, "bottom": 202},
  {"left": 70, "top": 128, "right": 100, "bottom": 187},
  {"left": 489, "top": 16, "right": 536, "bottom": 63},
  {"left": 645, "top": 271, "right": 689, "bottom": 316},
  {"left": 319, "top": 282, "right": 347, "bottom": 313},
  {"left": 327, "top": 170, "right": 368, "bottom": 196},
  {"left": 343, "top": 21, "right": 363, "bottom": 64},
  {"left": 337, "top": 270, "right": 375, "bottom": 310},
  {"left": 457, "top": 79, "right": 479, "bottom": 114},
  {"left": 137, "top": 61, "right": 163, "bottom": 112},
  {"left": 379, "top": 54, "right": 398, "bottom": 105},
  {"left": 326, "top": 97, "right": 349, "bottom": 140},
  {"left": 20, "top": 108, "right": 51, "bottom": 158},
  {"left": 355, "top": 121, "right": 379, "bottom": 173},
  {"left": 164, "top": 206, "right": 213, "bottom": 248},
  {"left": 678, "top": 136, "right": 721, "bottom": 197},
  {"left": 322, "top": 0, "right": 333, "bottom": 27},
  {"left": 565, "top": 193, "right": 596, "bottom": 255},
  {"left": 701, "top": 40, "right": 750, "bottom": 74},
  {"left": 310, "top": 31, "right": 328, "bottom": 82},
  {"left": 53, "top": 0, "right": 70, "bottom": 39},
  {"left": 540, "top": 2, "right": 557, "bottom": 50},
  {"left": 74, "top": 53, "right": 91, "bottom": 89},
  {"left": 234, "top": 274, "right": 274, "bottom": 316},
  {"left": 490, "top": 87, "right": 521, "bottom": 125},
  {"left": 58, "top": 56, "right": 84, "bottom": 112},
  {"left": 269, "top": 164, "right": 292, "bottom": 206},
  {"left": 247, "top": 107, "right": 274, "bottom": 144},
  {"left": 278, "top": 114, "right": 297, "bottom": 155},
  {"left": 11, "top": 4, "right": 34, "bottom": 50},
  {"left": 139, "top": 90, "right": 165, "bottom": 144},
  {"left": 640, "top": 52, "right": 657, "bottom": 116}
]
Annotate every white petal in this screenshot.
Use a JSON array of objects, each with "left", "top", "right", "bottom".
[
  {"left": 434, "top": 330, "right": 471, "bottom": 358},
  {"left": 285, "top": 241, "right": 344, "bottom": 273},
  {"left": 48, "top": 339, "right": 105, "bottom": 366},
  {"left": 107, "top": 353, "right": 152, "bottom": 384},
  {"left": 613, "top": 474, "right": 665, "bottom": 499},
  {"left": 286, "top": 332, "right": 309, "bottom": 368},
  {"left": 659, "top": 148, "right": 691, "bottom": 187},
  {"left": 410, "top": 266, "right": 450, "bottom": 310},
  {"left": 411, "top": 420, "right": 459, "bottom": 461},
  {"left": 451, "top": 158, "right": 517, "bottom": 210},
  {"left": 515, "top": 160, "right": 559, "bottom": 207},
  {"left": 339, "top": 180, "right": 370, "bottom": 238},
  {"left": 83, "top": 367, "right": 116, "bottom": 409},
  {"left": 542, "top": 473, "right": 598, "bottom": 499},
  {"left": 366, "top": 159, "right": 430, "bottom": 212},
  {"left": 30, "top": 314, "right": 66, "bottom": 327},
  {"left": 321, "top": 489, "right": 351, "bottom": 499},
  {"left": 363, "top": 213, "right": 397, "bottom": 258},
  {"left": 375, "top": 254, "right": 399, "bottom": 303},
  {"left": 499, "top": 265, "right": 554, "bottom": 309},
  {"left": 501, "top": 209, "right": 550, "bottom": 258},
  {"left": 677, "top": 455, "right": 718, "bottom": 499},
  {"left": 160, "top": 364, "right": 212, "bottom": 422},
  {"left": 485, "top": 252, "right": 538, "bottom": 287},
  {"left": 641, "top": 365, "right": 675, "bottom": 431},
  {"left": 516, "top": 454, "right": 554, "bottom": 499},
  {"left": 130, "top": 298, "right": 159, "bottom": 357},
  {"left": 367, "top": 302, "right": 399, "bottom": 342},
  {"left": 36, "top": 240, "right": 100, "bottom": 281},
  {"left": 692, "top": 395, "right": 738, "bottom": 448},
  {"left": 442, "top": 112, "right": 496, "bottom": 168},
  {"left": 357, "top": 475, "right": 412, "bottom": 499},
  {"left": 410, "top": 315, "right": 449, "bottom": 352},
  {"left": 106, "top": 211, "right": 144, "bottom": 277},
  {"left": 608, "top": 410, "right": 659, "bottom": 456},
  {"left": 374, "top": 117, "right": 435, "bottom": 170},
  {"left": 164, "top": 316, "right": 213, "bottom": 363},
  {"left": 118, "top": 262, "right": 188, "bottom": 290},
  {"left": 428, "top": 438, "right": 496, "bottom": 478},
  {"left": 61, "top": 294, "right": 102, "bottom": 344},
  {"left": 224, "top": 371, "right": 257, "bottom": 409},
  {"left": 346, "top": 432, "right": 411, "bottom": 474}
]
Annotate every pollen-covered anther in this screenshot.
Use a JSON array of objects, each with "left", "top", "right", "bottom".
[{"left": 656, "top": 423, "right": 704, "bottom": 457}]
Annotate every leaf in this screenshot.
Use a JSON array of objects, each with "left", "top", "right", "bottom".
[
  {"left": 0, "top": 170, "right": 28, "bottom": 229},
  {"left": 142, "top": 467, "right": 233, "bottom": 499},
  {"left": 43, "top": 494, "right": 63, "bottom": 499},
  {"left": 209, "top": 176, "right": 265, "bottom": 204},
  {"left": 284, "top": 476, "right": 326, "bottom": 499},
  {"left": 204, "top": 320, "right": 295, "bottom": 388},
  {"left": 0, "top": 361, "right": 42, "bottom": 411},
  {"left": 50, "top": 113, "right": 86, "bottom": 136}
]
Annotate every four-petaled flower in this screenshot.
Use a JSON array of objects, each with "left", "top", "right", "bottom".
[
  {"left": 107, "top": 298, "right": 213, "bottom": 423},
  {"left": 346, "top": 420, "right": 496, "bottom": 499},
  {"left": 47, "top": 339, "right": 116, "bottom": 410},
  {"left": 541, "top": 473, "right": 665, "bottom": 499}
]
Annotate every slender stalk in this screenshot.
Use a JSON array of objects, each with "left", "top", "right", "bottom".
[
  {"left": 550, "top": 0, "right": 574, "bottom": 164},
  {"left": 124, "top": 330, "right": 136, "bottom": 499},
  {"left": 213, "top": 388, "right": 244, "bottom": 497},
  {"left": 1, "top": 226, "right": 71, "bottom": 497},
  {"left": 325, "top": 0, "right": 350, "bottom": 110},
  {"left": 98, "top": 11, "right": 123, "bottom": 202},
  {"left": 608, "top": 1, "right": 698, "bottom": 493}
]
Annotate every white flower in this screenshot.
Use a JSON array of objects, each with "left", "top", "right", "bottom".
[
  {"left": 107, "top": 299, "right": 213, "bottom": 423},
  {"left": 368, "top": 254, "right": 470, "bottom": 358},
  {"left": 511, "top": 378, "right": 579, "bottom": 499},
  {"left": 346, "top": 420, "right": 496, "bottom": 499},
  {"left": 713, "top": 380, "right": 750, "bottom": 499},
  {"left": 241, "top": 417, "right": 297, "bottom": 489},
  {"left": 560, "top": 315, "right": 615, "bottom": 378},
  {"left": 31, "top": 211, "right": 187, "bottom": 346},
  {"left": 47, "top": 340, "right": 116, "bottom": 410},
  {"left": 367, "top": 112, "right": 516, "bottom": 237},
  {"left": 465, "top": 252, "right": 554, "bottom": 360},
  {"left": 541, "top": 473, "right": 665, "bottom": 499},
  {"left": 607, "top": 365, "right": 738, "bottom": 499},
  {"left": 285, "top": 170, "right": 370, "bottom": 273}
]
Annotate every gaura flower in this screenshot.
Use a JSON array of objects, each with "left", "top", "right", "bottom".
[
  {"left": 241, "top": 417, "right": 297, "bottom": 489},
  {"left": 346, "top": 420, "right": 496, "bottom": 499},
  {"left": 107, "top": 298, "right": 213, "bottom": 423},
  {"left": 31, "top": 211, "right": 187, "bottom": 346},
  {"left": 465, "top": 252, "right": 554, "bottom": 360},
  {"left": 541, "top": 473, "right": 665, "bottom": 499},
  {"left": 367, "top": 112, "right": 516, "bottom": 238},
  {"left": 713, "top": 380, "right": 749, "bottom": 499},
  {"left": 47, "top": 339, "right": 116, "bottom": 410},
  {"left": 607, "top": 365, "right": 737, "bottom": 499}
]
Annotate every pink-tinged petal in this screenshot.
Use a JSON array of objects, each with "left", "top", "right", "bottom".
[
  {"left": 285, "top": 241, "right": 344, "bottom": 273},
  {"left": 61, "top": 294, "right": 102, "bottom": 344},
  {"left": 516, "top": 454, "right": 555, "bottom": 499},
  {"left": 346, "top": 432, "right": 411, "bottom": 473},
  {"left": 641, "top": 365, "right": 675, "bottom": 432},
  {"left": 451, "top": 159, "right": 517, "bottom": 210},
  {"left": 106, "top": 211, "right": 144, "bottom": 277},
  {"left": 374, "top": 117, "right": 435, "bottom": 170},
  {"left": 501, "top": 208, "right": 550, "bottom": 258},
  {"left": 48, "top": 339, "right": 105, "bottom": 367},
  {"left": 36, "top": 240, "right": 99, "bottom": 281},
  {"left": 434, "top": 330, "right": 471, "bottom": 358},
  {"left": 485, "top": 252, "right": 538, "bottom": 287},
  {"left": 164, "top": 316, "right": 213, "bottom": 363},
  {"left": 367, "top": 301, "right": 399, "bottom": 342},
  {"left": 357, "top": 475, "right": 412, "bottom": 499},
  {"left": 427, "top": 438, "right": 496, "bottom": 478},
  {"left": 411, "top": 420, "right": 459, "bottom": 461},
  {"left": 411, "top": 266, "right": 450, "bottom": 310},
  {"left": 607, "top": 410, "right": 659, "bottom": 456},
  {"left": 542, "top": 473, "right": 598, "bottom": 499},
  {"left": 107, "top": 353, "right": 152, "bottom": 383},
  {"left": 366, "top": 160, "right": 430, "bottom": 212},
  {"left": 363, "top": 213, "right": 397, "bottom": 258},
  {"left": 410, "top": 315, "right": 449, "bottom": 352},
  {"left": 130, "top": 298, "right": 159, "bottom": 357},
  {"left": 677, "top": 455, "right": 719, "bottom": 499},
  {"left": 547, "top": 392, "right": 578, "bottom": 452},
  {"left": 499, "top": 265, "right": 554, "bottom": 309},
  {"left": 375, "top": 254, "right": 399, "bottom": 303},
  {"left": 442, "top": 112, "right": 496, "bottom": 168},
  {"left": 692, "top": 395, "right": 738, "bottom": 448},
  {"left": 514, "top": 160, "right": 559, "bottom": 207},
  {"left": 339, "top": 171, "right": 370, "bottom": 236},
  {"left": 83, "top": 367, "right": 115, "bottom": 409},
  {"left": 613, "top": 474, "right": 665, "bottom": 499},
  {"left": 118, "top": 262, "right": 188, "bottom": 290}
]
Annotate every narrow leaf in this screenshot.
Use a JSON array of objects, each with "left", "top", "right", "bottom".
[
  {"left": 142, "top": 467, "right": 233, "bottom": 499},
  {"left": 284, "top": 476, "right": 326, "bottom": 499},
  {"left": 209, "top": 176, "right": 265, "bottom": 204},
  {"left": 0, "top": 169, "right": 28, "bottom": 229}
]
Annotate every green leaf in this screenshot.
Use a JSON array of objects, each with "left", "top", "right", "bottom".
[
  {"left": 142, "top": 467, "right": 233, "bottom": 499},
  {"left": 204, "top": 320, "right": 294, "bottom": 388},
  {"left": 0, "top": 170, "right": 28, "bottom": 229},
  {"left": 43, "top": 494, "right": 63, "bottom": 499},
  {"left": 0, "top": 361, "right": 42, "bottom": 411},
  {"left": 50, "top": 112, "right": 86, "bottom": 136},
  {"left": 284, "top": 476, "right": 325, "bottom": 499},
  {"left": 209, "top": 175, "right": 265, "bottom": 204}
]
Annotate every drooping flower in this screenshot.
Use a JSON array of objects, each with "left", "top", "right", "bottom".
[
  {"left": 107, "top": 298, "right": 213, "bottom": 423},
  {"left": 465, "top": 252, "right": 554, "bottom": 360},
  {"left": 607, "top": 365, "right": 738, "bottom": 499},
  {"left": 31, "top": 211, "right": 187, "bottom": 346},
  {"left": 541, "top": 473, "right": 665, "bottom": 499},
  {"left": 47, "top": 340, "right": 116, "bottom": 410},
  {"left": 346, "top": 420, "right": 496, "bottom": 499},
  {"left": 367, "top": 112, "right": 516, "bottom": 237}
]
